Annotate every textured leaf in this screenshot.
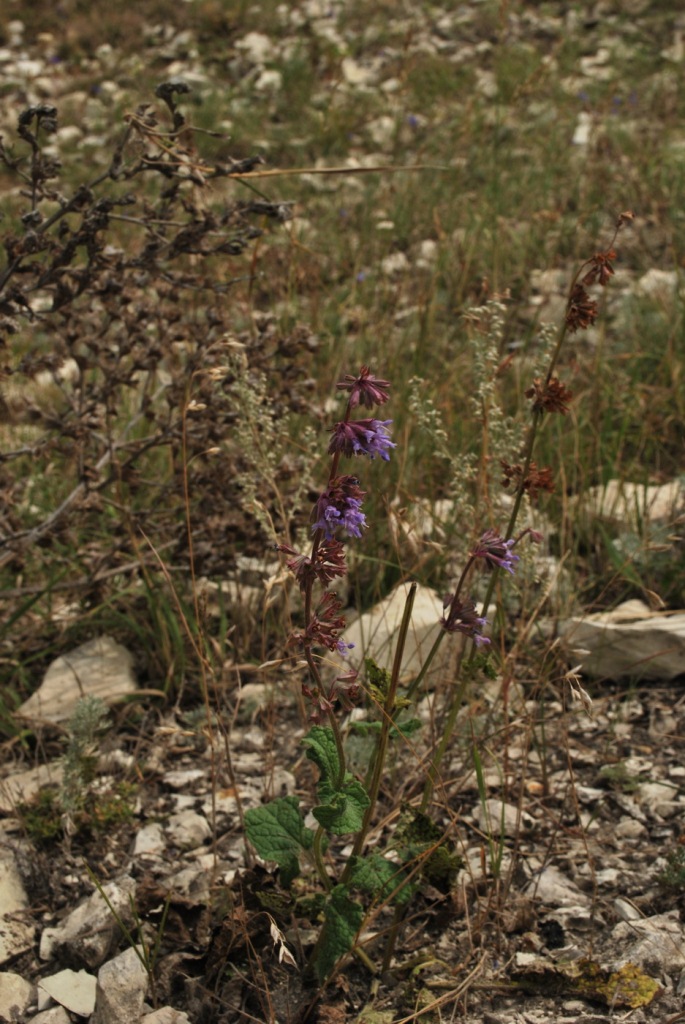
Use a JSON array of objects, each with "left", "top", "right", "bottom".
[
  {"left": 244, "top": 796, "right": 313, "bottom": 886},
  {"left": 315, "top": 885, "right": 364, "bottom": 982},
  {"left": 302, "top": 726, "right": 341, "bottom": 788},
  {"left": 303, "top": 725, "right": 370, "bottom": 834},
  {"left": 314, "top": 777, "right": 370, "bottom": 834},
  {"left": 348, "top": 853, "right": 415, "bottom": 905}
]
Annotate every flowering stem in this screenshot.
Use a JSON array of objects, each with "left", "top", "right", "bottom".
[{"left": 419, "top": 251, "right": 594, "bottom": 807}]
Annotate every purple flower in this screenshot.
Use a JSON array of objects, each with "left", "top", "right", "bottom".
[
  {"left": 328, "top": 419, "right": 396, "bottom": 460},
  {"left": 336, "top": 366, "right": 391, "bottom": 409},
  {"left": 441, "top": 595, "right": 490, "bottom": 646},
  {"left": 471, "top": 529, "right": 520, "bottom": 575},
  {"left": 312, "top": 476, "right": 367, "bottom": 540}
]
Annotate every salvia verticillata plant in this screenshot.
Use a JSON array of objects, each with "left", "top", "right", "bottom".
[{"left": 244, "top": 215, "right": 632, "bottom": 988}]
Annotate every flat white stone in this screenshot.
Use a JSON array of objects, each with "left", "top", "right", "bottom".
[
  {"left": 381, "top": 251, "right": 409, "bottom": 277},
  {"left": 583, "top": 478, "right": 683, "bottom": 526},
  {"left": 341, "top": 57, "right": 376, "bottom": 86},
  {"left": 613, "top": 910, "right": 685, "bottom": 972},
  {"left": 572, "top": 111, "right": 593, "bottom": 146},
  {"left": 38, "top": 969, "right": 97, "bottom": 1017},
  {"left": 39, "top": 876, "right": 135, "bottom": 967},
  {"left": 16, "top": 636, "right": 137, "bottom": 724},
  {"left": 162, "top": 769, "right": 206, "bottom": 790},
  {"left": 254, "top": 69, "right": 282, "bottom": 93},
  {"left": 27, "top": 1007, "right": 71, "bottom": 1024},
  {"left": 141, "top": 1009, "right": 192, "bottom": 1024},
  {"left": 235, "top": 31, "right": 274, "bottom": 64},
  {"left": 474, "top": 799, "right": 535, "bottom": 838},
  {"left": 615, "top": 817, "right": 646, "bottom": 839},
  {"left": 636, "top": 268, "right": 680, "bottom": 300},
  {"left": 525, "top": 864, "right": 589, "bottom": 907}
]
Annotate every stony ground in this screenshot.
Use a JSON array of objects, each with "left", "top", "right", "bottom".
[
  {"left": 1, "top": 2, "right": 685, "bottom": 1023},
  {"left": 3, "top": 649, "right": 685, "bottom": 1023}
]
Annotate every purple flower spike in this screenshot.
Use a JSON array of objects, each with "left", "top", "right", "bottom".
[
  {"left": 329, "top": 418, "right": 396, "bottom": 460},
  {"left": 471, "top": 529, "right": 520, "bottom": 575},
  {"left": 313, "top": 476, "right": 367, "bottom": 540}
]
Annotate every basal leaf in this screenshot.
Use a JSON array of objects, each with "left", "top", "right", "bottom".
[
  {"left": 348, "top": 853, "right": 415, "bottom": 906},
  {"left": 244, "top": 796, "right": 313, "bottom": 887}
]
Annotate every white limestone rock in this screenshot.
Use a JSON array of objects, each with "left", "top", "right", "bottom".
[
  {"left": 164, "top": 810, "right": 211, "bottom": 850},
  {"left": 342, "top": 582, "right": 453, "bottom": 686},
  {"left": 141, "top": 1007, "right": 192, "bottom": 1023},
  {"left": 0, "top": 848, "right": 34, "bottom": 965},
  {"left": 92, "top": 947, "right": 148, "bottom": 1024},
  {"left": 474, "top": 799, "right": 536, "bottom": 839},
  {"left": 39, "top": 876, "right": 136, "bottom": 967},
  {"left": 582, "top": 478, "right": 684, "bottom": 528},
  {"left": 559, "top": 601, "right": 685, "bottom": 681},
  {"left": 16, "top": 636, "right": 137, "bottom": 724}
]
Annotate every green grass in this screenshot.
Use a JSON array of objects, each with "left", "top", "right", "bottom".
[{"left": 1, "top": 1, "right": 683, "bottom": 738}]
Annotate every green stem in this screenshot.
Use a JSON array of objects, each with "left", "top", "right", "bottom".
[
  {"left": 312, "top": 826, "right": 332, "bottom": 892},
  {"left": 341, "top": 583, "right": 417, "bottom": 882},
  {"left": 327, "top": 706, "right": 347, "bottom": 792}
]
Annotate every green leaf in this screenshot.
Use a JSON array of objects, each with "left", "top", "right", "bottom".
[
  {"left": 303, "top": 726, "right": 370, "bottom": 834},
  {"left": 393, "top": 804, "right": 462, "bottom": 888},
  {"left": 315, "top": 885, "right": 364, "bottom": 982},
  {"left": 302, "top": 726, "right": 341, "bottom": 789},
  {"left": 244, "top": 796, "right": 314, "bottom": 886},
  {"left": 348, "top": 853, "right": 415, "bottom": 906},
  {"left": 349, "top": 718, "right": 422, "bottom": 739},
  {"left": 314, "top": 777, "right": 370, "bottom": 834}
]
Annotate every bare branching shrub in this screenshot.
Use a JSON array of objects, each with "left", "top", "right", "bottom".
[{"left": 0, "top": 84, "right": 321, "bottom": 669}]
